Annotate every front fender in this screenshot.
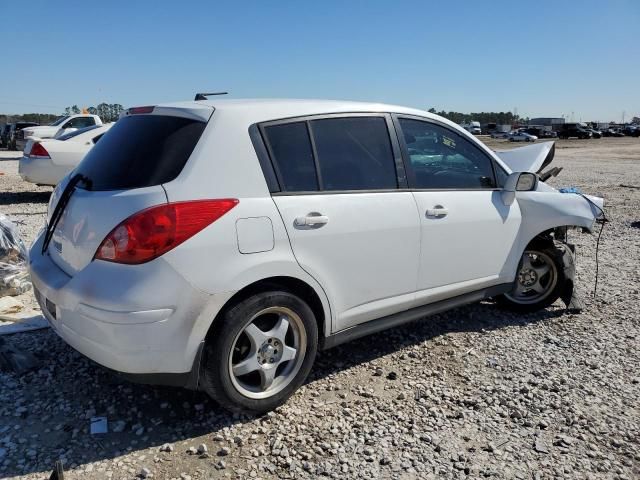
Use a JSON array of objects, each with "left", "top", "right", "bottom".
[
  {"left": 501, "top": 190, "right": 603, "bottom": 281},
  {"left": 517, "top": 191, "right": 602, "bottom": 237}
]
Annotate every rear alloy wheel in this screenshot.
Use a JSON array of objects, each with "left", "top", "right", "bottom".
[
  {"left": 497, "top": 246, "right": 565, "bottom": 312},
  {"left": 201, "top": 291, "right": 318, "bottom": 413},
  {"left": 229, "top": 306, "right": 306, "bottom": 399}
]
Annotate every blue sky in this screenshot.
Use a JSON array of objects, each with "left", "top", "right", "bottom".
[{"left": 3, "top": 0, "right": 638, "bottom": 122}]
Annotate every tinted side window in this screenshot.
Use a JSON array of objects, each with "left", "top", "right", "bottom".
[
  {"left": 399, "top": 119, "right": 496, "bottom": 189},
  {"left": 263, "top": 122, "right": 318, "bottom": 192},
  {"left": 310, "top": 117, "right": 397, "bottom": 191}
]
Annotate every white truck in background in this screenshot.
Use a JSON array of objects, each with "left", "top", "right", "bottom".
[
  {"left": 16, "top": 114, "right": 103, "bottom": 151},
  {"left": 461, "top": 120, "right": 481, "bottom": 135}
]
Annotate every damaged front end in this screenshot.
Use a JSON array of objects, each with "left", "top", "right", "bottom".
[{"left": 495, "top": 141, "right": 605, "bottom": 311}]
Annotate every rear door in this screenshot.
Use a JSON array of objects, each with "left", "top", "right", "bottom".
[
  {"left": 47, "top": 106, "right": 213, "bottom": 276},
  {"left": 394, "top": 116, "right": 521, "bottom": 303},
  {"left": 262, "top": 114, "right": 421, "bottom": 332}
]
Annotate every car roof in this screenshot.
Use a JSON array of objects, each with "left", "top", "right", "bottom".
[{"left": 155, "top": 98, "right": 445, "bottom": 125}]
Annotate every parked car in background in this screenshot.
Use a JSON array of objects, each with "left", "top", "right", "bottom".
[
  {"left": 490, "top": 131, "right": 509, "bottom": 138},
  {"left": 461, "top": 121, "right": 481, "bottom": 135},
  {"left": 602, "top": 129, "right": 624, "bottom": 137},
  {"left": 508, "top": 130, "right": 537, "bottom": 142},
  {"left": 16, "top": 114, "right": 103, "bottom": 152},
  {"left": 0, "top": 124, "right": 11, "bottom": 148},
  {"left": 524, "top": 127, "right": 557, "bottom": 139},
  {"left": 586, "top": 129, "right": 602, "bottom": 139},
  {"left": 19, "top": 124, "right": 113, "bottom": 186},
  {"left": 29, "top": 99, "right": 603, "bottom": 413},
  {"left": 623, "top": 126, "right": 640, "bottom": 137},
  {"left": 557, "top": 125, "right": 592, "bottom": 139},
  {"left": 5, "top": 122, "right": 39, "bottom": 150}
]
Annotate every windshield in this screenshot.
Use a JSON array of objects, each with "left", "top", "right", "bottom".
[
  {"left": 49, "top": 116, "right": 69, "bottom": 126},
  {"left": 57, "top": 125, "right": 101, "bottom": 141}
]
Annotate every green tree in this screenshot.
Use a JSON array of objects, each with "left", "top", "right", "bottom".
[
  {"left": 96, "top": 103, "right": 110, "bottom": 121},
  {"left": 111, "top": 104, "right": 124, "bottom": 120}
]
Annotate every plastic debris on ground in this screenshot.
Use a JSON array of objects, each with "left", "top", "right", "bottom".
[
  {"left": 90, "top": 416, "right": 109, "bottom": 434},
  {"left": 559, "top": 186, "right": 583, "bottom": 194},
  {"left": 0, "top": 274, "right": 49, "bottom": 335},
  {"left": 0, "top": 213, "right": 31, "bottom": 297}
]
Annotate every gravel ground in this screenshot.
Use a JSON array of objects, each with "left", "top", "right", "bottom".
[{"left": 0, "top": 137, "right": 638, "bottom": 480}]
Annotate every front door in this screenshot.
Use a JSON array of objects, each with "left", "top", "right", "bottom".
[{"left": 394, "top": 116, "right": 521, "bottom": 304}]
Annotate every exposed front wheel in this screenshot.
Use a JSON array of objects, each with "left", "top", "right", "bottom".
[
  {"left": 497, "top": 246, "right": 566, "bottom": 312},
  {"left": 200, "top": 291, "right": 318, "bottom": 413}
]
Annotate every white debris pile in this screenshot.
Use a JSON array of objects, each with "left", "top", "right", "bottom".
[{"left": 0, "top": 214, "right": 31, "bottom": 297}]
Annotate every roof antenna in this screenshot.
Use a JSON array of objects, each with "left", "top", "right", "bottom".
[{"left": 194, "top": 92, "right": 229, "bottom": 101}]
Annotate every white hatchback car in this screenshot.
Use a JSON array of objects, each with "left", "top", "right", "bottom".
[{"left": 29, "top": 99, "right": 603, "bottom": 412}]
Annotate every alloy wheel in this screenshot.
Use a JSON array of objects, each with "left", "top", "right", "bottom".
[
  {"left": 228, "top": 306, "right": 306, "bottom": 399},
  {"left": 504, "top": 250, "right": 558, "bottom": 305}
]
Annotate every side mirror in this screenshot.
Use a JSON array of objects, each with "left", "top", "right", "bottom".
[{"left": 502, "top": 172, "right": 538, "bottom": 206}]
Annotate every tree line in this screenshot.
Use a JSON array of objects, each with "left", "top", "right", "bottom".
[
  {"left": 1, "top": 102, "right": 125, "bottom": 126},
  {"left": 64, "top": 103, "right": 124, "bottom": 123},
  {"left": 0, "top": 113, "right": 59, "bottom": 125},
  {"left": 427, "top": 108, "right": 525, "bottom": 125}
]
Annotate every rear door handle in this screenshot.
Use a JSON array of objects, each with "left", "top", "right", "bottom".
[
  {"left": 426, "top": 205, "right": 448, "bottom": 218},
  {"left": 294, "top": 213, "right": 329, "bottom": 227}
]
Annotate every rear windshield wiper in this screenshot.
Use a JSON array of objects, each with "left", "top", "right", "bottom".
[{"left": 41, "top": 173, "right": 92, "bottom": 255}]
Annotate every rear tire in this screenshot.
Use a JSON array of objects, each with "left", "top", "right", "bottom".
[
  {"left": 200, "top": 291, "right": 318, "bottom": 413},
  {"left": 497, "top": 244, "right": 566, "bottom": 313}
]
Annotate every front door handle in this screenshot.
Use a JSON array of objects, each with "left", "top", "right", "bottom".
[
  {"left": 294, "top": 213, "right": 329, "bottom": 227},
  {"left": 426, "top": 205, "right": 448, "bottom": 218}
]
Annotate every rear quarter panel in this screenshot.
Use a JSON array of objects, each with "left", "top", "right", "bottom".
[{"left": 161, "top": 110, "right": 333, "bottom": 332}]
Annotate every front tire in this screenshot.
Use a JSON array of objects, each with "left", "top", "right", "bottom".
[
  {"left": 497, "top": 245, "right": 566, "bottom": 313},
  {"left": 200, "top": 291, "right": 318, "bottom": 413}
]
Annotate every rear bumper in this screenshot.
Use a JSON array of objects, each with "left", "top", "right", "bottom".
[
  {"left": 19, "top": 156, "right": 70, "bottom": 185},
  {"left": 29, "top": 233, "right": 233, "bottom": 377}
]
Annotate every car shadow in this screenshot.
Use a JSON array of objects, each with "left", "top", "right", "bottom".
[
  {"left": 1, "top": 301, "right": 568, "bottom": 478},
  {"left": 0, "top": 191, "right": 51, "bottom": 206},
  {"left": 310, "top": 301, "right": 566, "bottom": 380}
]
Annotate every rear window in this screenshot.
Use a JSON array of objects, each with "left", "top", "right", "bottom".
[{"left": 76, "top": 115, "right": 206, "bottom": 191}]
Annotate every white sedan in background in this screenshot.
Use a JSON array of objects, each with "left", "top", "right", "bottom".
[
  {"left": 490, "top": 131, "right": 509, "bottom": 139},
  {"left": 508, "top": 131, "right": 538, "bottom": 142},
  {"left": 19, "top": 124, "right": 112, "bottom": 186}
]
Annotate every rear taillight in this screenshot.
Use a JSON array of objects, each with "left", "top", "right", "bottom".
[
  {"left": 29, "top": 143, "right": 50, "bottom": 159},
  {"left": 94, "top": 199, "right": 238, "bottom": 264}
]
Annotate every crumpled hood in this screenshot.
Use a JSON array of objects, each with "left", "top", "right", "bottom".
[
  {"left": 495, "top": 141, "right": 555, "bottom": 173},
  {"left": 495, "top": 141, "right": 605, "bottom": 219}
]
